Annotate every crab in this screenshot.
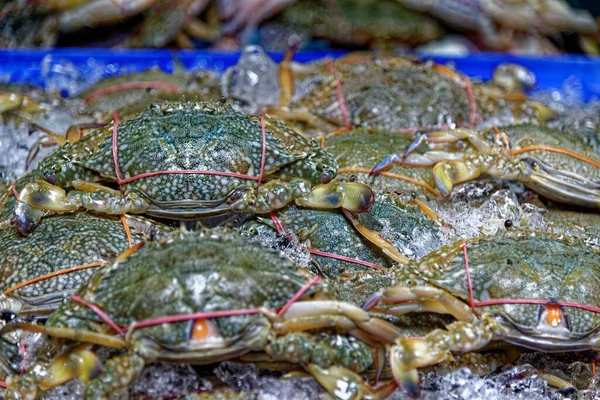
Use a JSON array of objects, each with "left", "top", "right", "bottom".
[
  {"left": 361, "top": 230, "right": 600, "bottom": 397},
  {"left": 79, "top": 66, "right": 222, "bottom": 122},
  {"left": 398, "top": 0, "right": 597, "bottom": 53},
  {"left": 245, "top": 191, "right": 445, "bottom": 278},
  {"left": 372, "top": 124, "right": 600, "bottom": 209},
  {"left": 269, "top": 0, "right": 441, "bottom": 50},
  {"left": 9, "top": 101, "right": 375, "bottom": 236},
  {"left": 268, "top": 54, "right": 552, "bottom": 135},
  {"left": 24, "top": 66, "right": 223, "bottom": 168},
  {"left": 4, "top": 230, "right": 403, "bottom": 399},
  {"left": 0, "top": 212, "right": 164, "bottom": 321},
  {"left": 323, "top": 127, "right": 442, "bottom": 199},
  {"left": 269, "top": 54, "right": 475, "bottom": 134}
]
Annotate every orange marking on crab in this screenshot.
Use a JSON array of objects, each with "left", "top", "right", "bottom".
[
  {"left": 3, "top": 262, "right": 103, "bottom": 296},
  {"left": 492, "top": 126, "right": 511, "bottom": 155},
  {"left": 546, "top": 303, "right": 563, "bottom": 327},
  {"left": 119, "top": 214, "right": 133, "bottom": 248},
  {"left": 191, "top": 319, "right": 214, "bottom": 341},
  {"left": 338, "top": 167, "right": 439, "bottom": 196}
]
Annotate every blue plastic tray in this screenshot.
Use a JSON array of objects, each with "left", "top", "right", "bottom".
[{"left": 1, "top": 49, "right": 600, "bottom": 100}]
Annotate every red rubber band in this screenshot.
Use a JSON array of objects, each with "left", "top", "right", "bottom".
[
  {"left": 463, "top": 77, "right": 477, "bottom": 127},
  {"left": 257, "top": 116, "right": 267, "bottom": 185},
  {"left": 130, "top": 308, "right": 263, "bottom": 330},
  {"left": 309, "top": 249, "right": 382, "bottom": 270},
  {"left": 269, "top": 212, "right": 286, "bottom": 235},
  {"left": 327, "top": 59, "right": 351, "bottom": 129},
  {"left": 277, "top": 276, "right": 321, "bottom": 317},
  {"left": 71, "top": 295, "right": 126, "bottom": 335},
  {"left": 462, "top": 239, "right": 476, "bottom": 314},
  {"left": 111, "top": 111, "right": 123, "bottom": 185},
  {"left": 269, "top": 211, "right": 382, "bottom": 270},
  {"left": 9, "top": 184, "right": 18, "bottom": 199},
  {"left": 85, "top": 81, "right": 180, "bottom": 104}
]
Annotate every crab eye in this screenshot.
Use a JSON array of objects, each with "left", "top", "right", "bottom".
[
  {"left": 321, "top": 168, "right": 335, "bottom": 183},
  {"left": 229, "top": 188, "right": 249, "bottom": 202},
  {"left": 504, "top": 219, "right": 513, "bottom": 229},
  {"left": 43, "top": 170, "right": 57, "bottom": 185},
  {"left": 0, "top": 310, "right": 16, "bottom": 322}
]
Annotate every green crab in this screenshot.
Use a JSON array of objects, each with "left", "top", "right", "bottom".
[
  {"left": 270, "top": 54, "right": 474, "bottom": 133},
  {"left": 363, "top": 230, "right": 600, "bottom": 397},
  {"left": 9, "top": 101, "right": 375, "bottom": 236},
  {"left": 270, "top": 55, "right": 552, "bottom": 135},
  {"left": 79, "top": 66, "right": 222, "bottom": 122},
  {"left": 244, "top": 191, "right": 445, "bottom": 278},
  {"left": 324, "top": 128, "right": 441, "bottom": 198},
  {"left": 24, "top": 66, "right": 223, "bottom": 169},
  {"left": 4, "top": 230, "right": 402, "bottom": 399},
  {"left": 271, "top": 0, "right": 441, "bottom": 49},
  {"left": 372, "top": 124, "right": 600, "bottom": 209},
  {"left": 0, "top": 212, "right": 160, "bottom": 321}
]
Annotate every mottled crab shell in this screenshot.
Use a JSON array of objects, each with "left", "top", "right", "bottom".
[
  {"left": 0, "top": 213, "right": 145, "bottom": 315},
  {"left": 325, "top": 128, "right": 439, "bottom": 197},
  {"left": 81, "top": 102, "right": 337, "bottom": 202},
  {"left": 295, "top": 57, "right": 472, "bottom": 132},
  {"left": 251, "top": 192, "right": 443, "bottom": 278},
  {"left": 487, "top": 124, "right": 600, "bottom": 184},
  {"left": 47, "top": 232, "right": 318, "bottom": 346},
  {"left": 412, "top": 232, "right": 600, "bottom": 337}
]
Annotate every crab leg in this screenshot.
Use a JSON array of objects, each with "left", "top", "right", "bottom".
[
  {"left": 26, "top": 123, "right": 104, "bottom": 170},
  {"left": 308, "top": 364, "right": 397, "bottom": 400},
  {"left": 273, "top": 300, "right": 402, "bottom": 343},
  {"left": 391, "top": 315, "right": 510, "bottom": 397},
  {"left": 370, "top": 128, "right": 493, "bottom": 176},
  {"left": 342, "top": 209, "right": 410, "bottom": 265},
  {"left": 363, "top": 285, "right": 474, "bottom": 322},
  {"left": 13, "top": 180, "right": 150, "bottom": 236}
]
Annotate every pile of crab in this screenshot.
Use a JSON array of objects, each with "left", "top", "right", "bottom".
[{"left": 2, "top": 51, "right": 600, "bottom": 400}]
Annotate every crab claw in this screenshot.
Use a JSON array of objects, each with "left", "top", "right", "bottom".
[
  {"left": 13, "top": 181, "right": 79, "bottom": 235},
  {"left": 403, "top": 135, "right": 429, "bottom": 159},
  {"left": 307, "top": 364, "right": 397, "bottom": 400},
  {"left": 389, "top": 339, "right": 447, "bottom": 399},
  {"left": 297, "top": 182, "right": 375, "bottom": 212},
  {"left": 40, "top": 348, "right": 102, "bottom": 390},
  {"left": 432, "top": 161, "right": 481, "bottom": 197}
]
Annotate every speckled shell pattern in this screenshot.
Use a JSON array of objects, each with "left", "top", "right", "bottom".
[
  {"left": 0, "top": 213, "right": 144, "bottom": 308},
  {"left": 413, "top": 233, "right": 600, "bottom": 337},
  {"left": 47, "top": 232, "right": 316, "bottom": 347},
  {"left": 82, "top": 102, "right": 326, "bottom": 202}
]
